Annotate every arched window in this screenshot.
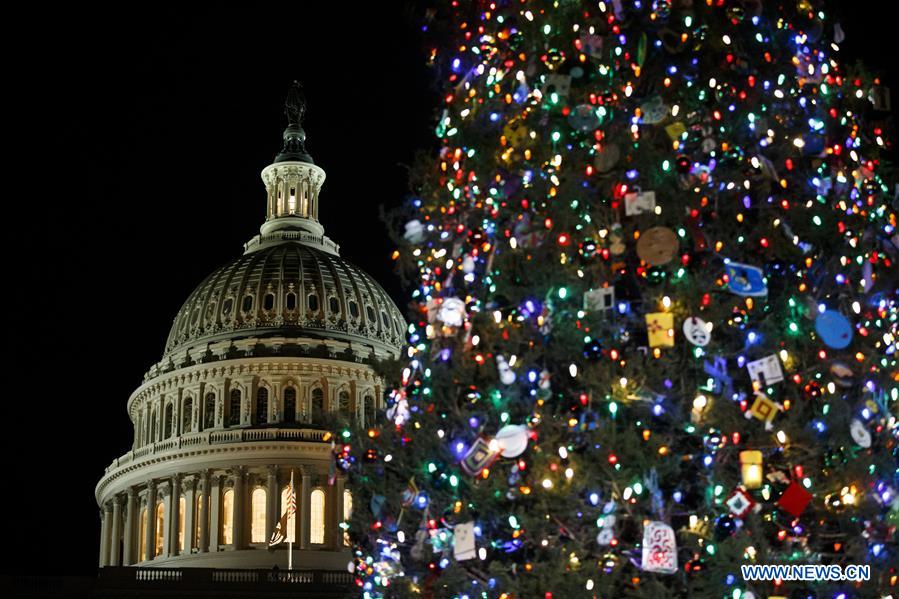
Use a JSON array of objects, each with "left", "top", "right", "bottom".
[
  {"left": 283, "top": 388, "right": 296, "bottom": 423},
  {"left": 329, "top": 296, "right": 340, "bottom": 314},
  {"left": 228, "top": 389, "right": 241, "bottom": 426},
  {"left": 164, "top": 403, "right": 174, "bottom": 438},
  {"left": 263, "top": 293, "right": 275, "bottom": 311},
  {"left": 242, "top": 295, "right": 254, "bottom": 313},
  {"left": 255, "top": 387, "right": 269, "bottom": 425},
  {"left": 311, "top": 388, "right": 325, "bottom": 424},
  {"left": 285, "top": 292, "right": 297, "bottom": 311},
  {"left": 204, "top": 393, "right": 216, "bottom": 429},
  {"left": 308, "top": 294, "right": 320, "bottom": 313},
  {"left": 155, "top": 501, "right": 165, "bottom": 557},
  {"left": 349, "top": 300, "right": 359, "bottom": 319},
  {"left": 366, "top": 305, "right": 376, "bottom": 321},
  {"left": 178, "top": 496, "right": 186, "bottom": 552},
  {"left": 182, "top": 397, "right": 193, "bottom": 434},
  {"left": 139, "top": 507, "right": 147, "bottom": 562},
  {"left": 221, "top": 489, "right": 234, "bottom": 545},
  {"left": 310, "top": 489, "right": 325, "bottom": 544},
  {"left": 338, "top": 390, "right": 351, "bottom": 419},
  {"left": 343, "top": 490, "right": 353, "bottom": 546},
  {"left": 251, "top": 488, "right": 267, "bottom": 543},
  {"left": 150, "top": 408, "right": 157, "bottom": 443},
  {"left": 222, "top": 297, "right": 233, "bottom": 316},
  {"left": 364, "top": 396, "right": 376, "bottom": 427}
]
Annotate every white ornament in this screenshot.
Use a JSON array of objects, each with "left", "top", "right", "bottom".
[
  {"left": 583, "top": 286, "right": 615, "bottom": 315},
  {"left": 849, "top": 418, "right": 871, "bottom": 448},
  {"left": 624, "top": 189, "right": 657, "bottom": 216},
  {"left": 386, "top": 397, "right": 410, "bottom": 426},
  {"left": 437, "top": 297, "right": 467, "bottom": 328},
  {"left": 496, "top": 355, "right": 516, "bottom": 385},
  {"left": 682, "top": 316, "right": 712, "bottom": 347},
  {"left": 641, "top": 521, "right": 677, "bottom": 574},
  {"left": 595, "top": 514, "right": 616, "bottom": 546},
  {"left": 404, "top": 219, "right": 424, "bottom": 243},
  {"left": 453, "top": 521, "right": 476, "bottom": 561},
  {"left": 494, "top": 424, "right": 529, "bottom": 458},
  {"left": 746, "top": 355, "right": 784, "bottom": 387},
  {"left": 462, "top": 254, "right": 476, "bottom": 273}
]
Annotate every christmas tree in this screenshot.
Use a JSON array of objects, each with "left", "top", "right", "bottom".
[{"left": 339, "top": 1, "right": 898, "bottom": 597}]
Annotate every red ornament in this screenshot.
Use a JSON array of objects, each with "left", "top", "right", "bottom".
[{"left": 776, "top": 481, "right": 812, "bottom": 517}]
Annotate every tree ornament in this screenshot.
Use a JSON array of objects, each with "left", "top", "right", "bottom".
[
  {"left": 495, "top": 355, "right": 516, "bottom": 385},
  {"left": 583, "top": 286, "right": 615, "bottom": 316},
  {"left": 703, "top": 356, "right": 733, "bottom": 397},
  {"left": 714, "top": 514, "right": 738, "bottom": 540},
  {"left": 578, "top": 32, "right": 604, "bottom": 59},
  {"left": 746, "top": 354, "right": 784, "bottom": 387},
  {"left": 745, "top": 392, "right": 782, "bottom": 431},
  {"left": 460, "top": 437, "right": 500, "bottom": 476},
  {"left": 640, "top": 97, "right": 670, "bottom": 124},
  {"left": 494, "top": 424, "right": 529, "bottom": 458},
  {"left": 536, "top": 369, "right": 552, "bottom": 400},
  {"left": 682, "top": 316, "right": 712, "bottom": 346},
  {"left": 607, "top": 222, "right": 626, "bottom": 255},
  {"left": 776, "top": 481, "right": 813, "bottom": 517},
  {"left": 593, "top": 143, "right": 621, "bottom": 174},
  {"left": 435, "top": 297, "right": 467, "bottom": 328},
  {"left": 404, "top": 219, "right": 425, "bottom": 243},
  {"left": 645, "top": 312, "right": 675, "bottom": 347},
  {"left": 829, "top": 361, "right": 855, "bottom": 387},
  {"left": 815, "top": 310, "right": 854, "bottom": 349},
  {"left": 624, "top": 189, "right": 657, "bottom": 215},
  {"left": 726, "top": 487, "right": 756, "bottom": 519},
  {"left": 849, "top": 418, "right": 872, "bottom": 448},
  {"left": 739, "top": 450, "right": 764, "bottom": 489},
  {"left": 724, "top": 261, "right": 768, "bottom": 296},
  {"left": 453, "top": 521, "right": 476, "bottom": 561},
  {"left": 568, "top": 104, "right": 600, "bottom": 132},
  {"left": 641, "top": 521, "right": 677, "bottom": 574},
  {"left": 595, "top": 514, "right": 616, "bottom": 546},
  {"left": 636, "top": 226, "right": 678, "bottom": 266}
]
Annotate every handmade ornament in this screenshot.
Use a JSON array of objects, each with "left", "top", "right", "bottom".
[
  {"left": 724, "top": 261, "right": 768, "bottom": 296},
  {"left": 496, "top": 355, "right": 516, "bottom": 385},
  {"left": 739, "top": 450, "right": 763, "bottom": 489},
  {"left": 578, "top": 32, "right": 604, "bottom": 59},
  {"left": 746, "top": 355, "right": 784, "bottom": 387},
  {"left": 815, "top": 310, "right": 853, "bottom": 349},
  {"left": 641, "top": 521, "right": 677, "bottom": 574},
  {"left": 624, "top": 189, "right": 657, "bottom": 215},
  {"left": 541, "top": 74, "right": 571, "bottom": 102},
  {"left": 436, "top": 297, "right": 467, "bottom": 328},
  {"left": 460, "top": 437, "right": 500, "bottom": 476},
  {"left": 645, "top": 312, "right": 675, "bottom": 347},
  {"left": 593, "top": 143, "right": 621, "bottom": 174},
  {"left": 726, "top": 487, "right": 756, "bottom": 519},
  {"left": 640, "top": 96, "right": 669, "bottom": 124},
  {"left": 583, "top": 286, "right": 615, "bottom": 315},
  {"left": 461, "top": 254, "right": 476, "bottom": 274},
  {"left": 503, "top": 119, "right": 531, "bottom": 147},
  {"left": 745, "top": 392, "right": 781, "bottom": 430},
  {"left": 636, "top": 227, "right": 678, "bottom": 266},
  {"left": 386, "top": 396, "right": 410, "bottom": 426},
  {"left": 596, "top": 514, "right": 616, "bottom": 546},
  {"left": 829, "top": 361, "right": 855, "bottom": 387},
  {"left": 536, "top": 369, "right": 552, "bottom": 400},
  {"left": 703, "top": 356, "right": 733, "bottom": 397},
  {"left": 453, "top": 521, "right": 476, "bottom": 561},
  {"left": 607, "top": 222, "right": 626, "bottom": 255},
  {"left": 777, "top": 481, "right": 813, "bottom": 517},
  {"left": 494, "top": 424, "right": 529, "bottom": 458},
  {"left": 682, "top": 316, "right": 712, "bottom": 347},
  {"left": 849, "top": 418, "right": 871, "bottom": 448},
  {"left": 404, "top": 219, "right": 425, "bottom": 243},
  {"left": 664, "top": 121, "right": 686, "bottom": 140},
  {"left": 400, "top": 477, "right": 419, "bottom": 508},
  {"left": 568, "top": 104, "right": 600, "bottom": 132}
]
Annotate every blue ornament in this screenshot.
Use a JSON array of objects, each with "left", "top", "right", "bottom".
[
  {"left": 724, "top": 261, "right": 768, "bottom": 297},
  {"left": 815, "top": 311, "right": 853, "bottom": 349}
]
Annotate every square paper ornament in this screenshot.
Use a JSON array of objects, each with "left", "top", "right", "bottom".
[
  {"left": 745, "top": 392, "right": 781, "bottom": 430},
  {"left": 453, "top": 521, "right": 476, "bottom": 561},
  {"left": 583, "top": 286, "right": 615, "bottom": 315},
  {"left": 746, "top": 355, "right": 784, "bottom": 387},
  {"left": 624, "top": 190, "right": 657, "bottom": 216},
  {"left": 641, "top": 520, "right": 677, "bottom": 574},
  {"left": 646, "top": 312, "right": 675, "bottom": 348},
  {"left": 460, "top": 437, "right": 500, "bottom": 476},
  {"left": 726, "top": 487, "right": 756, "bottom": 519},
  {"left": 777, "top": 481, "right": 812, "bottom": 517}
]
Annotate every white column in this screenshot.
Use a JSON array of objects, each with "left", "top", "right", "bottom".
[
  {"left": 123, "top": 488, "right": 137, "bottom": 565},
  {"left": 110, "top": 496, "right": 123, "bottom": 566},
  {"left": 266, "top": 466, "right": 278, "bottom": 545},
  {"left": 299, "top": 470, "right": 311, "bottom": 550},
  {"left": 168, "top": 476, "right": 181, "bottom": 556},
  {"left": 185, "top": 477, "right": 197, "bottom": 553},
  {"left": 208, "top": 474, "right": 221, "bottom": 550},
  {"left": 200, "top": 471, "right": 211, "bottom": 552},
  {"left": 232, "top": 467, "right": 246, "bottom": 549},
  {"left": 145, "top": 481, "right": 157, "bottom": 561},
  {"left": 98, "top": 505, "right": 110, "bottom": 567}
]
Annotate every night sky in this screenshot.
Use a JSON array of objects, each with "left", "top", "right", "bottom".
[{"left": 4, "top": 3, "right": 895, "bottom": 577}]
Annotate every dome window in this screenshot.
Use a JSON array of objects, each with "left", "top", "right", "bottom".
[
  {"left": 366, "top": 305, "right": 376, "bottom": 322},
  {"left": 285, "top": 292, "right": 297, "bottom": 311},
  {"left": 381, "top": 311, "right": 389, "bottom": 327},
  {"left": 222, "top": 298, "right": 233, "bottom": 316},
  {"left": 283, "top": 387, "right": 296, "bottom": 423},
  {"left": 308, "top": 294, "right": 320, "bottom": 313},
  {"left": 311, "top": 388, "right": 324, "bottom": 424},
  {"left": 329, "top": 297, "right": 340, "bottom": 314},
  {"left": 190, "top": 308, "right": 200, "bottom": 327},
  {"left": 242, "top": 295, "right": 254, "bottom": 313},
  {"left": 255, "top": 388, "right": 269, "bottom": 425},
  {"left": 228, "top": 389, "right": 241, "bottom": 426},
  {"left": 263, "top": 292, "right": 275, "bottom": 311},
  {"left": 204, "top": 392, "right": 216, "bottom": 429},
  {"left": 349, "top": 300, "right": 359, "bottom": 318},
  {"left": 182, "top": 397, "right": 193, "bottom": 433}
]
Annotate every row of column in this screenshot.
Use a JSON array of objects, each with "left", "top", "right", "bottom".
[{"left": 99, "top": 467, "right": 346, "bottom": 567}]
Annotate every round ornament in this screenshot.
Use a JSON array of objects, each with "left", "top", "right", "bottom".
[
  {"left": 849, "top": 418, "right": 871, "bottom": 448},
  {"left": 568, "top": 104, "right": 600, "bottom": 132},
  {"left": 683, "top": 316, "right": 712, "bottom": 347},
  {"left": 815, "top": 311, "right": 853, "bottom": 349},
  {"left": 636, "top": 226, "right": 678, "bottom": 266},
  {"left": 494, "top": 424, "right": 529, "bottom": 458},
  {"left": 593, "top": 143, "right": 621, "bottom": 174}
]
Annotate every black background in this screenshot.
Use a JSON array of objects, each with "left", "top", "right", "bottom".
[{"left": 3, "top": 3, "right": 894, "bottom": 576}]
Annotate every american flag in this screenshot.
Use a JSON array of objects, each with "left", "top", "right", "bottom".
[{"left": 268, "top": 474, "right": 296, "bottom": 547}]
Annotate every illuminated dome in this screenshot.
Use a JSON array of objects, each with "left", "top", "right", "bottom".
[{"left": 163, "top": 243, "right": 405, "bottom": 365}]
